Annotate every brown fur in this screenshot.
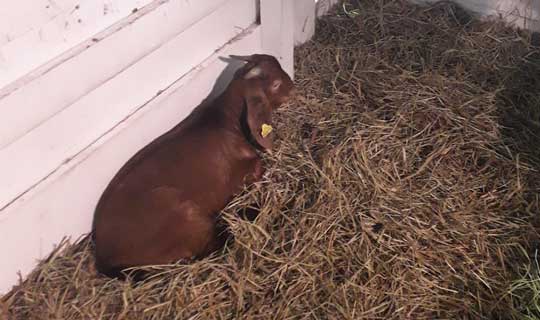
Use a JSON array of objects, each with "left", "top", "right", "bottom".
[{"left": 92, "top": 54, "right": 295, "bottom": 278}]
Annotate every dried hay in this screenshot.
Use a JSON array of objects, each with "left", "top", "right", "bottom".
[{"left": 3, "top": 0, "right": 540, "bottom": 319}]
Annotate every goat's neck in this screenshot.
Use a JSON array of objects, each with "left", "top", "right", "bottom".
[{"left": 220, "top": 81, "right": 247, "bottom": 132}]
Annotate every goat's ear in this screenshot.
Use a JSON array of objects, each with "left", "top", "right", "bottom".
[
  {"left": 245, "top": 93, "right": 273, "bottom": 151},
  {"left": 229, "top": 54, "right": 253, "bottom": 62}
]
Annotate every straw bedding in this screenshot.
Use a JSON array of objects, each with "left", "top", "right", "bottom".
[{"left": 3, "top": 0, "right": 540, "bottom": 319}]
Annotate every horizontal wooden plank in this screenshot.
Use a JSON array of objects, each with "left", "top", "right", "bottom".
[
  {"left": 0, "top": 24, "right": 262, "bottom": 295},
  {"left": 0, "top": 0, "right": 154, "bottom": 89},
  {"left": 0, "top": 0, "right": 230, "bottom": 148},
  {"left": 0, "top": 0, "right": 257, "bottom": 210}
]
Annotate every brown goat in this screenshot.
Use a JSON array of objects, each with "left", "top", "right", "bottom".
[{"left": 92, "top": 54, "right": 295, "bottom": 278}]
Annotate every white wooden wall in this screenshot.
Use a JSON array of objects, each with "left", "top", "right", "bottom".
[{"left": 0, "top": 0, "right": 154, "bottom": 90}]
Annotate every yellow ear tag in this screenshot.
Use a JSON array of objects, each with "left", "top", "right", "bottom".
[{"left": 261, "top": 124, "right": 273, "bottom": 138}]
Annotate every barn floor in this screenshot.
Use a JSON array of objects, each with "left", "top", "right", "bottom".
[{"left": 3, "top": 1, "right": 540, "bottom": 319}]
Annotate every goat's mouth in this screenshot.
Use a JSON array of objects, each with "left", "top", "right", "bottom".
[
  {"left": 279, "top": 88, "right": 298, "bottom": 106},
  {"left": 276, "top": 98, "right": 295, "bottom": 109}
]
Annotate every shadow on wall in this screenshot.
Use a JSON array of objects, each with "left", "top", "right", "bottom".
[
  {"left": 171, "top": 57, "right": 245, "bottom": 126},
  {"left": 204, "top": 58, "right": 245, "bottom": 102}
]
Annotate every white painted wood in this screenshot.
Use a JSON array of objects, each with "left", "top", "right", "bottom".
[
  {"left": 282, "top": 0, "right": 295, "bottom": 78},
  {"left": 261, "top": 0, "right": 283, "bottom": 63},
  {"left": 0, "top": 0, "right": 256, "bottom": 211},
  {"left": 260, "top": 0, "right": 295, "bottom": 78},
  {"left": 0, "top": 25, "right": 263, "bottom": 295},
  {"left": 0, "top": 0, "right": 230, "bottom": 149},
  {"left": 293, "top": 0, "right": 316, "bottom": 45},
  {"left": 0, "top": 0, "right": 154, "bottom": 89},
  {"left": 413, "top": 0, "right": 540, "bottom": 31}
]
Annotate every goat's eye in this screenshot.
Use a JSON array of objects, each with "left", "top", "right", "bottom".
[{"left": 271, "top": 80, "right": 282, "bottom": 91}]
